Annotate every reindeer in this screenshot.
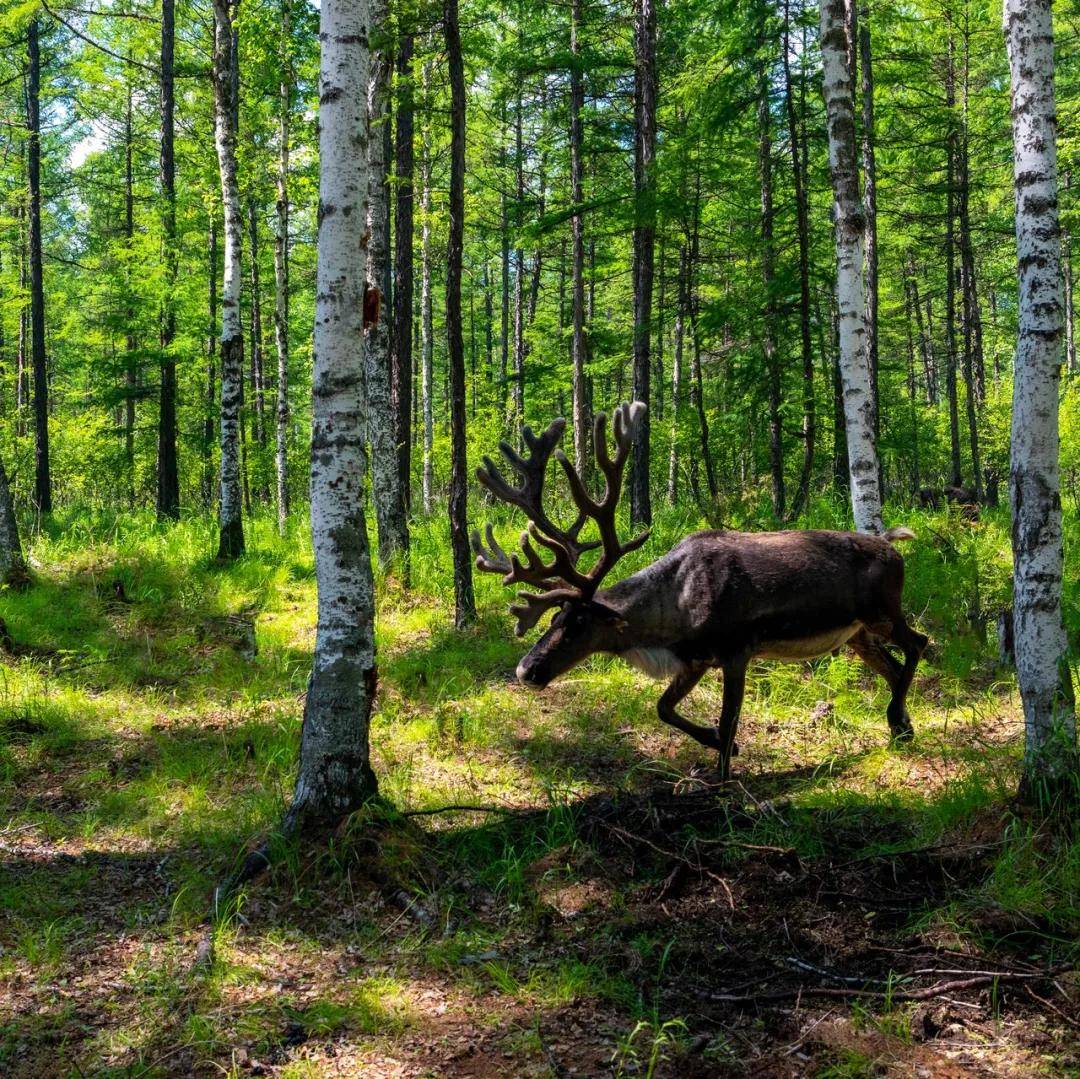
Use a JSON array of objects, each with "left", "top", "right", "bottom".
[{"left": 471, "top": 402, "right": 929, "bottom": 778}]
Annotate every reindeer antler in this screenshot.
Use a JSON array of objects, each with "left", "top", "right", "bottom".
[{"left": 472, "top": 402, "right": 649, "bottom": 633}]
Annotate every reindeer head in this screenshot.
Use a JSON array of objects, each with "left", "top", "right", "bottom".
[{"left": 471, "top": 402, "right": 649, "bottom": 689}]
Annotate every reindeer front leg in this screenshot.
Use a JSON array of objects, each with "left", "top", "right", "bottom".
[{"left": 656, "top": 667, "right": 723, "bottom": 751}]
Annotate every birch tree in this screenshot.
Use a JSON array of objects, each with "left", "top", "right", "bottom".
[
  {"left": 1003, "top": 0, "right": 1076, "bottom": 797},
  {"left": 212, "top": 0, "right": 246, "bottom": 560},
  {"left": 286, "top": 0, "right": 378, "bottom": 829},
  {"left": 819, "top": 0, "right": 882, "bottom": 534}
]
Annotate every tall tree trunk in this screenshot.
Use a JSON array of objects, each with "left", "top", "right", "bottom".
[
  {"left": 759, "top": 71, "right": 784, "bottom": 519},
  {"left": 17, "top": 200, "right": 28, "bottom": 438},
  {"left": 366, "top": 8, "right": 409, "bottom": 572},
  {"left": 569, "top": 0, "right": 589, "bottom": 477},
  {"left": 212, "top": 0, "right": 245, "bottom": 560},
  {"left": 445, "top": 0, "right": 475, "bottom": 627},
  {"left": 0, "top": 454, "right": 26, "bottom": 588},
  {"left": 629, "top": 0, "right": 656, "bottom": 526},
  {"left": 944, "top": 36, "right": 963, "bottom": 488},
  {"left": 687, "top": 205, "right": 717, "bottom": 501},
  {"left": 392, "top": 31, "right": 415, "bottom": 513},
  {"left": 909, "top": 266, "right": 937, "bottom": 404},
  {"left": 1003, "top": 0, "right": 1075, "bottom": 797},
  {"left": 287, "top": 0, "right": 378, "bottom": 831},
  {"left": 667, "top": 242, "right": 687, "bottom": 504},
  {"left": 204, "top": 217, "right": 219, "bottom": 507},
  {"left": 858, "top": 6, "right": 880, "bottom": 470},
  {"left": 273, "top": 0, "right": 291, "bottom": 532},
  {"left": 420, "top": 62, "right": 434, "bottom": 515},
  {"left": 782, "top": 0, "right": 814, "bottom": 519},
  {"left": 820, "top": 0, "right": 882, "bottom": 533},
  {"left": 124, "top": 77, "right": 137, "bottom": 505},
  {"left": 903, "top": 274, "right": 921, "bottom": 491},
  {"left": 27, "top": 18, "right": 50, "bottom": 516},
  {"left": 511, "top": 87, "right": 525, "bottom": 430},
  {"left": 247, "top": 197, "right": 266, "bottom": 451},
  {"left": 157, "top": 0, "right": 180, "bottom": 521}
]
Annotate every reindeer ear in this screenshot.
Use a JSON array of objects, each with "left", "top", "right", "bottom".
[{"left": 588, "top": 599, "right": 627, "bottom": 630}]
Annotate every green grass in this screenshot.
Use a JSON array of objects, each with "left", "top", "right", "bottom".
[{"left": 0, "top": 500, "right": 1076, "bottom": 1076}]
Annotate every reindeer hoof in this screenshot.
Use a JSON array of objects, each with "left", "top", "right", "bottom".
[{"left": 889, "top": 722, "right": 914, "bottom": 745}]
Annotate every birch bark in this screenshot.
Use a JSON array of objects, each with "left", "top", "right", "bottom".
[
  {"left": 288, "top": 0, "right": 378, "bottom": 827},
  {"left": 819, "top": 0, "right": 882, "bottom": 534},
  {"left": 212, "top": 0, "right": 246, "bottom": 559},
  {"left": 1003, "top": 0, "right": 1076, "bottom": 794}
]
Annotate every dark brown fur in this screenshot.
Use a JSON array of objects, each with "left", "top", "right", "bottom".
[{"left": 517, "top": 529, "right": 928, "bottom": 777}]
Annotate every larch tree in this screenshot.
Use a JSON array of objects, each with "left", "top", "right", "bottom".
[
  {"left": 211, "top": 0, "right": 246, "bottom": 560},
  {"left": 629, "top": 0, "right": 656, "bottom": 526},
  {"left": 819, "top": 0, "right": 882, "bottom": 534},
  {"left": 273, "top": 0, "right": 292, "bottom": 533},
  {"left": 284, "top": 0, "right": 379, "bottom": 832},
  {"left": 569, "top": 0, "right": 589, "bottom": 477},
  {"left": 392, "top": 29, "right": 415, "bottom": 516},
  {"left": 27, "top": 17, "right": 50, "bottom": 516},
  {"left": 1003, "top": 0, "right": 1076, "bottom": 798},
  {"left": 419, "top": 60, "right": 434, "bottom": 515},
  {"left": 445, "top": 0, "right": 476, "bottom": 628},
  {"left": 156, "top": 0, "right": 180, "bottom": 521},
  {"left": 365, "top": 0, "right": 409, "bottom": 572}
]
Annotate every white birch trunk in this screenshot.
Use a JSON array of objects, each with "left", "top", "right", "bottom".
[
  {"left": 1004, "top": 0, "right": 1076, "bottom": 792},
  {"left": 420, "top": 62, "right": 434, "bottom": 515},
  {"left": 212, "top": 0, "right": 246, "bottom": 559},
  {"left": 288, "top": 0, "right": 378, "bottom": 826},
  {"left": 273, "top": 0, "right": 291, "bottom": 534},
  {"left": 820, "top": 0, "right": 882, "bottom": 535}
]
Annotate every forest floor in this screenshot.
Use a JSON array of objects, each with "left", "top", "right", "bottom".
[{"left": 0, "top": 507, "right": 1077, "bottom": 1078}]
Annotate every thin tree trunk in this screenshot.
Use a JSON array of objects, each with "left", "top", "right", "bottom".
[
  {"left": 27, "top": 19, "right": 50, "bottom": 515},
  {"left": 445, "top": 0, "right": 475, "bottom": 627},
  {"left": 570, "top": 0, "right": 589, "bottom": 477},
  {"left": 366, "top": 8, "right": 409, "bottom": 572},
  {"left": 688, "top": 205, "right": 717, "bottom": 501},
  {"left": 16, "top": 200, "right": 28, "bottom": 437},
  {"left": 512, "top": 86, "right": 525, "bottom": 431},
  {"left": 287, "top": 0, "right": 378, "bottom": 831},
  {"left": 124, "top": 77, "right": 137, "bottom": 505},
  {"left": 420, "top": 62, "right": 434, "bottom": 515},
  {"left": 903, "top": 273, "right": 921, "bottom": 491},
  {"left": 157, "top": 0, "right": 180, "bottom": 520},
  {"left": 1003, "top": 0, "right": 1076, "bottom": 796},
  {"left": 212, "top": 0, "right": 245, "bottom": 559},
  {"left": 820, "top": 0, "right": 882, "bottom": 533},
  {"left": 782, "top": 0, "right": 814, "bottom": 519},
  {"left": 667, "top": 242, "right": 687, "bottom": 504},
  {"left": 248, "top": 198, "right": 267, "bottom": 470},
  {"left": 392, "top": 30, "right": 415, "bottom": 515},
  {"left": 759, "top": 70, "right": 784, "bottom": 519},
  {"left": 0, "top": 454, "right": 26, "bottom": 588},
  {"left": 629, "top": 0, "right": 656, "bottom": 526},
  {"left": 909, "top": 268, "right": 937, "bottom": 404},
  {"left": 944, "top": 36, "right": 963, "bottom": 488},
  {"left": 858, "top": 6, "right": 880, "bottom": 473},
  {"left": 204, "top": 217, "right": 219, "bottom": 507},
  {"left": 273, "top": 0, "right": 291, "bottom": 531}
]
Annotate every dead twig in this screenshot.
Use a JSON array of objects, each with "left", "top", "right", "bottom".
[{"left": 699, "top": 967, "right": 1073, "bottom": 1006}]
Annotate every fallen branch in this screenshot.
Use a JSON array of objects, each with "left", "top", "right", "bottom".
[{"left": 699, "top": 967, "right": 1072, "bottom": 1006}]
